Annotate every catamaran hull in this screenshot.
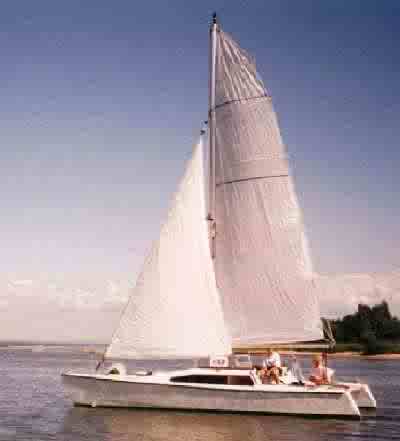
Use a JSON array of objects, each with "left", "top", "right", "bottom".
[
  {"left": 62, "top": 373, "right": 361, "bottom": 418},
  {"left": 345, "top": 383, "right": 376, "bottom": 409}
]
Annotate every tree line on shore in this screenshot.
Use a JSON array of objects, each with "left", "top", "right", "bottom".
[{"left": 330, "top": 301, "right": 400, "bottom": 354}]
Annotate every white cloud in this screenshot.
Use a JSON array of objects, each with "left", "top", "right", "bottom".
[
  {"left": 0, "top": 270, "right": 399, "bottom": 342},
  {"left": 11, "top": 279, "right": 34, "bottom": 287},
  {"left": 0, "top": 298, "right": 9, "bottom": 308}
]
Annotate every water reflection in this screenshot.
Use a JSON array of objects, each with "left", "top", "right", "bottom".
[{"left": 59, "top": 406, "right": 366, "bottom": 441}]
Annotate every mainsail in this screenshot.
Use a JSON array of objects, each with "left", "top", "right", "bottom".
[
  {"left": 212, "top": 27, "right": 323, "bottom": 345},
  {"left": 106, "top": 139, "right": 231, "bottom": 359}
]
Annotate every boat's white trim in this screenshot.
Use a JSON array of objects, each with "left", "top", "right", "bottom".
[
  {"left": 342, "top": 382, "right": 377, "bottom": 409},
  {"left": 64, "top": 371, "right": 347, "bottom": 395},
  {"left": 62, "top": 368, "right": 363, "bottom": 417}
]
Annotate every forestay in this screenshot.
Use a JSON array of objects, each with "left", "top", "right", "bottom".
[
  {"left": 106, "top": 138, "right": 231, "bottom": 359},
  {"left": 213, "top": 29, "right": 322, "bottom": 345}
]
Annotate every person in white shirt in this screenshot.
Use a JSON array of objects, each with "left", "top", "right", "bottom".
[
  {"left": 290, "top": 355, "right": 305, "bottom": 384},
  {"left": 260, "top": 348, "right": 281, "bottom": 384},
  {"left": 263, "top": 349, "right": 281, "bottom": 368}
]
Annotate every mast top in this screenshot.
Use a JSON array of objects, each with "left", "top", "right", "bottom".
[{"left": 212, "top": 12, "right": 217, "bottom": 25}]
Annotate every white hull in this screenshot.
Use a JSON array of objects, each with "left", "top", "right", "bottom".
[
  {"left": 62, "top": 369, "right": 375, "bottom": 418},
  {"left": 343, "top": 382, "right": 376, "bottom": 409}
]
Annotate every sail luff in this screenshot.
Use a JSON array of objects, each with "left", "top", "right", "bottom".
[{"left": 207, "top": 14, "right": 218, "bottom": 258}]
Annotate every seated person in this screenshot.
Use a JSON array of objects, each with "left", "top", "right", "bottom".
[
  {"left": 259, "top": 348, "right": 281, "bottom": 384},
  {"left": 289, "top": 355, "right": 305, "bottom": 385},
  {"left": 309, "top": 354, "right": 333, "bottom": 385}
]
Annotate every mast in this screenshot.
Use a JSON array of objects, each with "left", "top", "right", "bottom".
[{"left": 208, "top": 12, "right": 218, "bottom": 258}]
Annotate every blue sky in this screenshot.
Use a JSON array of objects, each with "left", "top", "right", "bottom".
[{"left": 1, "top": 0, "right": 399, "bottom": 284}]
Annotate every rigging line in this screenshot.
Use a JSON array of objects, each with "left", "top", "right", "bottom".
[
  {"left": 211, "top": 94, "right": 271, "bottom": 112},
  {"left": 216, "top": 174, "right": 289, "bottom": 186}
]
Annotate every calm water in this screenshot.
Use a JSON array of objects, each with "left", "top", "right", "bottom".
[{"left": 0, "top": 349, "right": 399, "bottom": 441}]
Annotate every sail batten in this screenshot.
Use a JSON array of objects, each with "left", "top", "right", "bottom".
[{"left": 213, "top": 29, "right": 323, "bottom": 345}]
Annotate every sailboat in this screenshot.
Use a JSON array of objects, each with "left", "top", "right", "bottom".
[{"left": 62, "top": 15, "right": 376, "bottom": 418}]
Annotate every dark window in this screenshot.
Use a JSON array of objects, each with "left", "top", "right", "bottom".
[
  {"left": 170, "top": 375, "right": 228, "bottom": 384},
  {"left": 170, "top": 375, "right": 253, "bottom": 386},
  {"left": 228, "top": 375, "right": 254, "bottom": 386}
]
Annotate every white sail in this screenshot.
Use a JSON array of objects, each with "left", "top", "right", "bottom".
[
  {"left": 106, "top": 139, "right": 231, "bottom": 359},
  {"left": 213, "top": 30, "right": 323, "bottom": 345}
]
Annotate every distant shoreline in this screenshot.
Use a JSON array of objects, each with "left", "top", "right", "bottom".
[
  {"left": 1, "top": 344, "right": 399, "bottom": 360},
  {"left": 282, "top": 350, "right": 400, "bottom": 360},
  {"left": 0, "top": 343, "right": 106, "bottom": 355},
  {"left": 233, "top": 348, "right": 400, "bottom": 360},
  {"left": 233, "top": 343, "right": 400, "bottom": 359}
]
